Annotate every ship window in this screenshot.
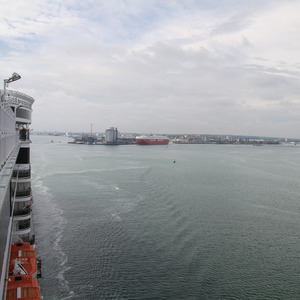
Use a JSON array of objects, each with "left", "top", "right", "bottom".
[{"left": 15, "top": 276, "right": 23, "bottom": 281}]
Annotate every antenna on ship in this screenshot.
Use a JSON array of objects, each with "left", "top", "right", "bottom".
[{"left": 91, "top": 123, "right": 93, "bottom": 136}]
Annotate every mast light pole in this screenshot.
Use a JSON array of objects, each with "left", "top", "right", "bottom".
[{"left": 1, "top": 72, "right": 21, "bottom": 102}]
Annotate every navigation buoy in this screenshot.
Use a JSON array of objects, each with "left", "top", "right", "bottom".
[{"left": 173, "top": 160, "right": 176, "bottom": 163}]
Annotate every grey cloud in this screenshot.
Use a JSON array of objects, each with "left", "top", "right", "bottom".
[{"left": 1, "top": 0, "right": 300, "bottom": 138}]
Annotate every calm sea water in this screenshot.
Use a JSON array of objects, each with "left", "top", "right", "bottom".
[{"left": 31, "top": 135, "right": 300, "bottom": 300}]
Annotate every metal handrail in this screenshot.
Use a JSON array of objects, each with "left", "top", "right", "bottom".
[
  {"left": 18, "top": 222, "right": 31, "bottom": 230},
  {"left": 4, "top": 89, "right": 34, "bottom": 109},
  {"left": 12, "top": 169, "right": 31, "bottom": 178},
  {"left": 15, "top": 190, "right": 31, "bottom": 197},
  {"left": 14, "top": 208, "right": 31, "bottom": 216}
]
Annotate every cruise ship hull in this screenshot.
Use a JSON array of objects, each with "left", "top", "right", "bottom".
[{"left": 0, "top": 81, "right": 39, "bottom": 299}]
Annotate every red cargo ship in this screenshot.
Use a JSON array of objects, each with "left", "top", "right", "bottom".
[{"left": 136, "top": 135, "right": 169, "bottom": 145}]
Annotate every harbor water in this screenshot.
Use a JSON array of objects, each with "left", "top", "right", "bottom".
[{"left": 31, "top": 136, "right": 300, "bottom": 299}]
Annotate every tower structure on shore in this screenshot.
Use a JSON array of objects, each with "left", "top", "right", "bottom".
[{"left": 105, "top": 127, "right": 118, "bottom": 144}]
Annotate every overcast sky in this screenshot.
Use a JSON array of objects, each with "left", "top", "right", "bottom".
[{"left": 1, "top": 0, "right": 300, "bottom": 137}]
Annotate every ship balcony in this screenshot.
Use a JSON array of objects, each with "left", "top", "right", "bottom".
[
  {"left": 15, "top": 189, "right": 31, "bottom": 198},
  {"left": 14, "top": 195, "right": 32, "bottom": 203},
  {"left": 14, "top": 163, "right": 31, "bottom": 170},
  {"left": 19, "top": 139, "right": 31, "bottom": 146},
  {"left": 12, "top": 229, "right": 35, "bottom": 245},
  {"left": 14, "top": 189, "right": 32, "bottom": 203},
  {"left": 15, "top": 195, "right": 32, "bottom": 202},
  {"left": 11, "top": 178, "right": 31, "bottom": 185},
  {"left": 14, "top": 208, "right": 32, "bottom": 219},
  {"left": 16, "top": 107, "right": 32, "bottom": 125},
  {"left": 16, "top": 118, "right": 32, "bottom": 125},
  {"left": 6, "top": 90, "right": 33, "bottom": 125},
  {"left": 14, "top": 227, "right": 31, "bottom": 236},
  {"left": 11, "top": 169, "right": 31, "bottom": 183},
  {"left": 19, "top": 128, "right": 31, "bottom": 142},
  {"left": 12, "top": 217, "right": 33, "bottom": 241},
  {"left": 12, "top": 168, "right": 31, "bottom": 178},
  {"left": 14, "top": 218, "right": 31, "bottom": 232}
]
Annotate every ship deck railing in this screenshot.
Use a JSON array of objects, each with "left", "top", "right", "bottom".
[
  {"left": 14, "top": 208, "right": 31, "bottom": 217},
  {"left": 12, "top": 169, "right": 31, "bottom": 179},
  {"left": 18, "top": 219, "right": 31, "bottom": 231},
  {"left": 5, "top": 90, "right": 34, "bottom": 110},
  {"left": 14, "top": 190, "right": 31, "bottom": 198}
]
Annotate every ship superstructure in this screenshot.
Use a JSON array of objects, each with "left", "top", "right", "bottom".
[{"left": 0, "top": 73, "right": 40, "bottom": 299}]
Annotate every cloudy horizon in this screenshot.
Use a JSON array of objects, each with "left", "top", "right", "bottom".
[{"left": 1, "top": 0, "right": 300, "bottom": 138}]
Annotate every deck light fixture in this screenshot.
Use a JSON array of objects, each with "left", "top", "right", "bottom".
[
  {"left": 8, "top": 72, "right": 21, "bottom": 83},
  {"left": 1, "top": 72, "right": 21, "bottom": 102}
]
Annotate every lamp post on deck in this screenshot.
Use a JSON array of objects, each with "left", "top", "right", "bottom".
[{"left": 1, "top": 72, "right": 21, "bottom": 102}]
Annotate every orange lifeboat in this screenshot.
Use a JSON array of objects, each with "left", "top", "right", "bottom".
[
  {"left": 9, "top": 243, "right": 38, "bottom": 277},
  {"left": 6, "top": 275, "right": 41, "bottom": 300},
  {"left": 10, "top": 243, "right": 35, "bottom": 258}
]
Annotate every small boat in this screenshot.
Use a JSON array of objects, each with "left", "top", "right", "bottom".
[
  {"left": 9, "top": 242, "right": 41, "bottom": 278},
  {"left": 10, "top": 242, "right": 36, "bottom": 258},
  {"left": 6, "top": 275, "right": 41, "bottom": 300}
]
